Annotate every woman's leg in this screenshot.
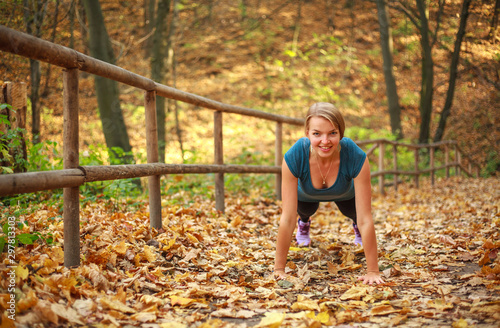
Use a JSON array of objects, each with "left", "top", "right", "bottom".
[
  {"left": 295, "top": 201, "right": 319, "bottom": 246},
  {"left": 334, "top": 197, "right": 362, "bottom": 246},
  {"left": 334, "top": 197, "right": 357, "bottom": 224},
  {"left": 297, "top": 201, "right": 319, "bottom": 222}
]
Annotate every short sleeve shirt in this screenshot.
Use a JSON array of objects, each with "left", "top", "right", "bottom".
[{"left": 284, "top": 137, "right": 366, "bottom": 202}]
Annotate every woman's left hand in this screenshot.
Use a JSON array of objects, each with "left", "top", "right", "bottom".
[{"left": 358, "top": 271, "right": 384, "bottom": 285}]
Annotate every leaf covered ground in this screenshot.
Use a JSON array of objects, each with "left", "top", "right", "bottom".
[{"left": 1, "top": 177, "right": 499, "bottom": 328}]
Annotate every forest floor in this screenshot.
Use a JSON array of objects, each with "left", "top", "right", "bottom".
[{"left": 1, "top": 176, "right": 499, "bottom": 327}]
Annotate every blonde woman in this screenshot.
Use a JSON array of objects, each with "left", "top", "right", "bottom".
[{"left": 274, "top": 102, "right": 384, "bottom": 285}]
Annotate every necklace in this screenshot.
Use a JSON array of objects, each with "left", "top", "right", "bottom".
[{"left": 314, "top": 149, "right": 334, "bottom": 185}]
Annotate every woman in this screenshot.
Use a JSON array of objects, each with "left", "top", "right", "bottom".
[{"left": 274, "top": 102, "right": 384, "bottom": 285}]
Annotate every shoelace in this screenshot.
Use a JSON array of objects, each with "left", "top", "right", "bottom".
[{"left": 299, "top": 224, "right": 310, "bottom": 235}]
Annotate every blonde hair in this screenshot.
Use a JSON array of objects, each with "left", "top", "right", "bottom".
[{"left": 304, "top": 102, "right": 345, "bottom": 139}]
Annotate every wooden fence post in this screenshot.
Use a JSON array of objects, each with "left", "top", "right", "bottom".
[
  {"left": 393, "top": 144, "right": 398, "bottom": 191},
  {"left": 214, "top": 111, "right": 224, "bottom": 212},
  {"left": 275, "top": 122, "right": 282, "bottom": 200},
  {"left": 145, "top": 90, "right": 162, "bottom": 229},
  {"left": 456, "top": 146, "right": 461, "bottom": 176},
  {"left": 430, "top": 146, "right": 435, "bottom": 186},
  {"left": 414, "top": 148, "right": 419, "bottom": 188},
  {"left": 445, "top": 144, "right": 450, "bottom": 178},
  {"left": 378, "top": 141, "right": 385, "bottom": 195},
  {"left": 63, "top": 68, "right": 80, "bottom": 268}
]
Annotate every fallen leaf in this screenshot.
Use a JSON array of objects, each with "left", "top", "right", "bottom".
[
  {"left": 340, "top": 286, "right": 369, "bottom": 301},
  {"left": 256, "top": 312, "right": 286, "bottom": 328}
]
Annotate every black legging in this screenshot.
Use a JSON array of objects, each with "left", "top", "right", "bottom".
[{"left": 297, "top": 197, "right": 357, "bottom": 224}]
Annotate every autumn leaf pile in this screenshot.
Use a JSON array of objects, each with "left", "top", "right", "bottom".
[{"left": 1, "top": 176, "right": 499, "bottom": 328}]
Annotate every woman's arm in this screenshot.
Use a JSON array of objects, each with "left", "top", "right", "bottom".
[
  {"left": 353, "top": 158, "right": 384, "bottom": 285},
  {"left": 274, "top": 158, "right": 299, "bottom": 279}
]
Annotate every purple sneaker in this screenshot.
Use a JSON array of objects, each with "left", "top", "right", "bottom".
[
  {"left": 353, "top": 224, "right": 363, "bottom": 246},
  {"left": 296, "top": 219, "right": 311, "bottom": 246}
]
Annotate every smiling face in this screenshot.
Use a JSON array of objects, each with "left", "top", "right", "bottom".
[{"left": 306, "top": 116, "right": 341, "bottom": 158}]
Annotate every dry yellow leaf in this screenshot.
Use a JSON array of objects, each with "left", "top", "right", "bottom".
[
  {"left": 170, "top": 296, "right": 195, "bottom": 307},
  {"left": 370, "top": 304, "right": 399, "bottom": 316},
  {"left": 291, "top": 300, "right": 320, "bottom": 311},
  {"left": 427, "top": 299, "right": 454, "bottom": 311},
  {"left": 15, "top": 265, "right": 29, "bottom": 280},
  {"left": 160, "top": 322, "right": 188, "bottom": 328},
  {"left": 340, "top": 286, "right": 369, "bottom": 300},
  {"left": 113, "top": 240, "right": 128, "bottom": 255},
  {"left": 256, "top": 312, "right": 286, "bottom": 328},
  {"left": 230, "top": 215, "right": 242, "bottom": 227},
  {"left": 186, "top": 232, "right": 200, "bottom": 244},
  {"left": 99, "top": 297, "right": 136, "bottom": 314},
  {"left": 130, "top": 311, "right": 157, "bottom": 322},
  {"left": 17, "top": 289, "right": 38, "bottom": 312},
  {"left": 143, "top": 245, "right": 157, "bottom": 262},
  {"left": 327, "top": 261, "right": 338, "bottom": 275},
  {"left": 452, "top": 318, "right": 469, "bottom": 328},
  {"left": 389, "top": 314, "right": 408, "bottom": 326},
  {"left": 162, "top": 237, "right": 177, "bottom": 251}
]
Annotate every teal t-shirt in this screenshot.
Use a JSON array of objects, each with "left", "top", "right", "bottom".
[{"left": 284, "top": 137, "right": 366, "bottom": 202}]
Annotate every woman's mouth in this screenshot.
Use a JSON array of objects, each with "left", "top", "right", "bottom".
[{"left": 318, "top": 145, "right": 332, "bottom": 152}]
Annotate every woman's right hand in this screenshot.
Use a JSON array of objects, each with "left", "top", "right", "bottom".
[{"left": 273, "top": 269, "right": 288, "bottom": 280}]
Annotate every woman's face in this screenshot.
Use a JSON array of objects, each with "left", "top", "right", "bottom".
[{"left": 306, "top": 116, "right": 341, "bottom": 158}]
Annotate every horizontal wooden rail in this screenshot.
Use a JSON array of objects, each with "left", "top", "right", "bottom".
[
  {"left": 355, "top": 139, "right": 481, "bottom": 194},
  {"left": 0, "top": 164, "right": 281, "bottom": 197},
  {"left": 0, "top": 25, "right": 303, "bottom": 126}
]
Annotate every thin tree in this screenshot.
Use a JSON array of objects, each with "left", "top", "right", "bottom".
[
  {"left": 144, "top": 0, "right": 156, "bottom": 58},
  {"left": 376, "top": 0, "right": 403, "bottom": 139},
  {"left": 150, "top": 0, "right": 171, "bottom": 162},
  {"left": 23, "top": 0, "right": 48, "bottom": 144},
  {"left": 42, "top": 0, "right": 60, "bottom": 97},
  {"left": 490, "top": 0, "right": 499, "bottom": 44},
  {"left": 434, "top": 0, "right": 473, "bottom": 142},
  {"left": 169, "top": 0, "right": 184, "bottom": 161},
  {"left": 81, "top": 0, "right": 135, "bottom": 163},
  {"left": 389, "top": 0, "right": 445, "bottom": 144}
]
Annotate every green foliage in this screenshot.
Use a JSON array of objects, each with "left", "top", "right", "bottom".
[
  {"left": 0, "top": 216, "right": 55, "bottom": 253},
  {"left": 79, "top": 144, "right": 144, "bottom": 211},
  {"left": 28, "top": 140, "right": 62, "bottom": 171},
  {"left": 0, "top": 105, "right": 27, "bottom": 174},
  {"left": 225, "top": 146, "right": 274, "bottom": 198},
  {"left": 483, "top": 151, "right": 499, "bottom": 177}
]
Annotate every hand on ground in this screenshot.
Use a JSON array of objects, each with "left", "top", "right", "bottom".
[{"left": 358, "top": 272, "right": 384, "bottom": 285}]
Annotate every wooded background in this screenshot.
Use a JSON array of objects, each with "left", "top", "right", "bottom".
[{"left": 0, "top": 0, "right": 498, "bottom": 175}]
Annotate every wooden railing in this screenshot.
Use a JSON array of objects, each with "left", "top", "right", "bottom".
[
  {"left": 0, "top": 25, "right": 303, "bottom": 267},
  {"left": 0, "top": 25, "right": 481, "bottom": 267},
  {"left": 357, "top": 139, "right": 481, "bottom": 195}
]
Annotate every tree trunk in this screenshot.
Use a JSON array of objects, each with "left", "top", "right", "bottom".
[
  {"left": 292, "top": 0, "right": 303, "bottom": 55},
  {"left": 82, "top": 0, "right": 134, "bottom": 163},
  {"left": 376, "top": 0, "right": 403, "bottom": 139},
  {"left": 325, "top": 0, "right": 335, "bottom": 30},
  {"left": 42, "top": 0, "right": 60, "bottom": 97},
  {"left": 434, "top": 0, "right": 472, "bottom": 142},
  {"left": 169, "top": 0, "right": 184, "bottom": 161},
  {"left": 69, "top": 0, "right": 75, "bottom": 49},
  {"left": 417, "top": 0, "right": 434, "bottom": 144},
  {"left": 490, "top": 0, "right": 500, "bottom": 43},
  {"left": 23, "top": 0, "right": 47, "bottom": 144},
  {"left": 144, "top": 0, "right": 156, "bottom": 57},
  {"left": 150, "top": 0, "right": 171, "bottom": 162}
]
